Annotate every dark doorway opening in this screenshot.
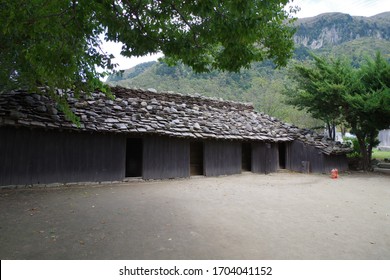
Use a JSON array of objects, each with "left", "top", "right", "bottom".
[
  {"left": 126, "top": 138, "right": 143, "bottom": 177},
  {"left": 279, "top": 142, "right": 286, "bottom": 169},
  {"left": 242, "top": 143, "right": 252, "bottom": 171},
  {"left": 190, "top": 142, "right": 204, "bottom": 175}
]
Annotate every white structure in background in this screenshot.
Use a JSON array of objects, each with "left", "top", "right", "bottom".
[
  {"left": 378, "top": 129, "right": 390, "bottom": 151},
  {"left": 334, "top": 129, "right": 390, "bottom": 151},
  {"left": 335, "top": 132, "right": 355, "bottom": 143},
  {"left": 335, "top": 132, "right": 343, "bottom": 142}
]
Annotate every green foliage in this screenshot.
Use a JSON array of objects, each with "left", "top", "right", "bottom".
[
  {"left": 0, "top": 0, "right": 113, "bottom": 95},
  {"left": 107, "top": 59, "right": 323, "bottom": 129},
  {"left": 106, "top": 12, "right": 390, "bottom": 133},
  {"left": 285, "top": 55, "right": 348, "bottom": 121},
  {"left": 286, "top": 52, "right": 390, "bottom": 170},
  {"left": 343, "top": 137, "right": 363, "bottom": 158},
  {"left": 106, "top": 12, "right": 390, "bottom": 130},
  {"left": 107, "top": 61, "right": 157, "bottom": 82},
  {"left": 283, "top": 55, "right": 356, "bottom": 140},
  {"left": 319, "top": 38, "right": 390, "bottom": 64},
  {"left": 0, "top": 0, "right": 297, "bottom": 97},
  {"left": 344, "top": 53, "right": 390, "bottom": 135}
]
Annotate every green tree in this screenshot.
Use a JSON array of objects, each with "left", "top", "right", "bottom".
[
  {"left": 0, "top": 0, "right": 298, "bottom": 97},
  {"left": 285, "top": 53, "right": 390, "bottom": 170},
  {"left": 284, "top": 55, "right": 350, "bottom": 140},
  {"left": 344, "top": 53, "right": 390, "bottom": 170}
]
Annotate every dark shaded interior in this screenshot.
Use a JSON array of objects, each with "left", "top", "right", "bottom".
[
  {"left": 190, "top": 142, "right": 204, "bottom": 175},
  {"left": 242, "top": 142, "right": 252, "bottom": 171},
  {"left": 279, "top": 142, "right": 286, "bottom": 169},
  {"left": 126, "top": 138, "right": 143, "bottom": 177}
]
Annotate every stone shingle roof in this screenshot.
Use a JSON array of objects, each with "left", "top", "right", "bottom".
[{"left": 0, "top": 86, "right": 351, "bottom": 155}]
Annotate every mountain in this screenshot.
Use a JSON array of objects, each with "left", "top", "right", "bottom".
[
  {"left": 106, "top": 12, "right": 390, "bottom": 128},
  {"left": 294, "top": 12, "right": 390, "bottom": 49}
]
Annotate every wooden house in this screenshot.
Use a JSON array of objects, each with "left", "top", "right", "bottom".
[{"left": 0, "top": 87, "right": 351, "bottom": 186}]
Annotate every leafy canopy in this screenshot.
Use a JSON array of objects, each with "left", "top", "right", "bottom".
[
  {"left": 0, "top": 0, "right": 298, "bottom": 95},
  {"left": 285, "top": 53, "right": 390, "bottom": 170},
  {"left": 284, "top": 55, "right": 354, "bottom": 139}
]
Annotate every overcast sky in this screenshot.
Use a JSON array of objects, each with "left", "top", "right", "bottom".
[
  {"left": 293, "top": 0, "right": 390, "bottom": 18},
  {"left": 102, "top": 0, "right": 390, "bottom": 71}
]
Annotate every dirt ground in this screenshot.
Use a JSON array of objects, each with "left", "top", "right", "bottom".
[{"left": 0, "top": 172, "right": 389, "bottom": 260}]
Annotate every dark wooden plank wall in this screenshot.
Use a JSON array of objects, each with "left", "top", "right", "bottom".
[
  {"left": 287, "top": 140, "right": 317, "bottom": 172},
  {"left": 251, "top": 142, "right": 279, "bottom": 174},
  {"left": 267, "top": 143, "right": 279, "bottom": 173},
  {"left": 286, "top": 140, "right": 302, "bottom": 172},
  {"left": 323, "top": 154, "right": 349, "bottom": 172},
  {"left": 252, "top": 142, "right": 266, "bottom": 173},
  {"left": 204, "top": 140, "right": 241, "bottom": 176},
  {"left": 0, "top": 127, "right": 126, "bottom": 186},
  {"left": 286, "top": 140, "right": 336, "bottom": 173},
  {"left": 305, "top": 143, "right": 325, "bottom": 173},
  {"left": 142, "top": 136, "right": 190, "bottom": 179}
]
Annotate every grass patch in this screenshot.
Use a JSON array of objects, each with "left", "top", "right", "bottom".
[{"left": 372, "top": 149, "right": 390, "bottom": 160}]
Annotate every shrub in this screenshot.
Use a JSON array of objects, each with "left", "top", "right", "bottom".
[{"left": 344, "top": 137, "right": 361, "bottom": 158}]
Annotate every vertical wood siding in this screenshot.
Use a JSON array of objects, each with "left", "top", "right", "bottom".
[
  {"left": 323, "top": 154, "right": 349, "bottom": 173},
  {"left": 267, "top": 143, "right": 279, "bottom": 173},
  {"left": 204, "top": 140, "right": 241, "bottom": 176},
  {"left": 0, "top": 127, "right": 126, "bottom": 186},
  {"left": 0, "top": 126, "right": 350, "bottom": 186},
  {"left": 286, "top": 140, "right": 348, "bottom": 173},
  {"left": 142, "top": 136, "right": 189, "bottom": 179},
  {"left": 251, "top": 142, "right": 279, "bottom": 174},
  {"left": 286, "top": 140, "right": 324, "bottom": 173},
  {"left": 286, "top": 141, "right": 305, "bottom": 172},
  {"left": 252, "top": 142, "right": 266, "bottom": 173}
]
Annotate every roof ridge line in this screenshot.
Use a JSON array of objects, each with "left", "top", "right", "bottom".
[{"left": 111, "top": 86, "right": 255, "bottom": 111}]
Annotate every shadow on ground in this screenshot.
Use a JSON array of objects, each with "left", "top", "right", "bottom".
[{"left": 1, "top": 172, "right": 389, "bottom": 259}]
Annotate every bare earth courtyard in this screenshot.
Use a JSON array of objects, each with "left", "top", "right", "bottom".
[{"left": 0, "top": 172, "right": 389, "bottom": 260}]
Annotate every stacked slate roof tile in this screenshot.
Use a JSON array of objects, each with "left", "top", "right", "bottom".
[{"left": 0, "top": 86, "right": 351, "bottom": 155}]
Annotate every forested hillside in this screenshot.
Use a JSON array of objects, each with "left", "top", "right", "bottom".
[{"left": 107, "top": 12, "right": 390, "bottom": 128}]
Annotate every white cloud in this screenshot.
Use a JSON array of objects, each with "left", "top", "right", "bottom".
[{"left": 101, "top": 40, "right": 163, "bottom": 71}]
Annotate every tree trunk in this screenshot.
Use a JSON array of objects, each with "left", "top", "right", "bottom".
[
  {"left": 326, "top": 121, "right": 336, "bottom": 140},
  {"left": 368, "top": 144, "right": 373, "bottom": 166},
  {"left": 367, "top": 131, "right": 378, "bottom": 168},
  {"left": 326, "top": 122, "right": 331, "bottom": 139},
  {"left": 332, "top": 124, "right": 336, "bottom": 141},
  {"left": 357, "top": 136, "right": 370, "bottom": 171}
]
